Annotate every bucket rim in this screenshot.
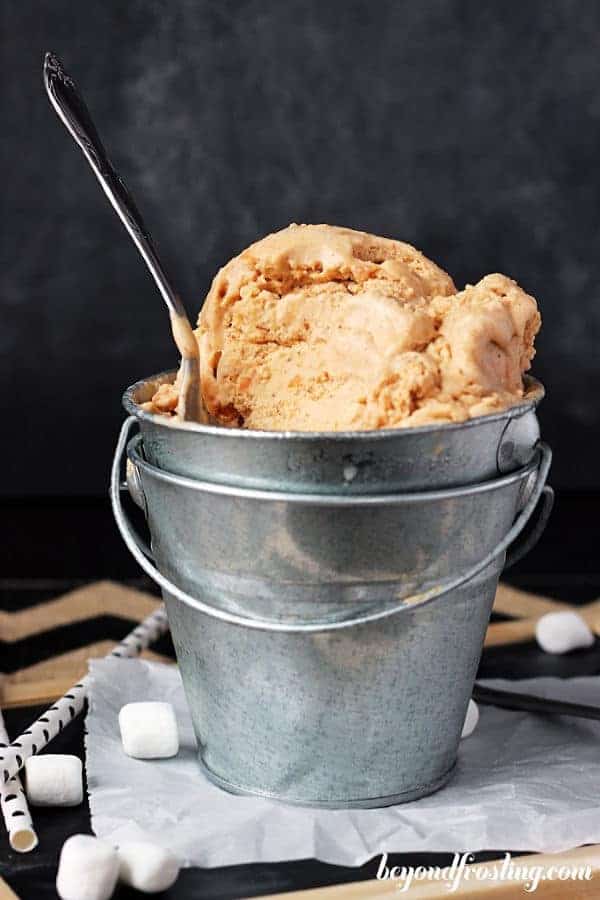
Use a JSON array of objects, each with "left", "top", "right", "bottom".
[
  {"left": 127, "top": 433, "right": 540, "bottom": 506},
  {"left": 123, "top": 371, "right": 544, "bottom": 442}
]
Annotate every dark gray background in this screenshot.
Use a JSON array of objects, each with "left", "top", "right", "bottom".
[{"left": 3, "top": 0, "right": 599, "bottom": 495}]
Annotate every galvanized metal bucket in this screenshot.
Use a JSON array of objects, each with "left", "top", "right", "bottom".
[
  {"left": 111, "top": 418, "right": 552, "bottom": 808},
  {"left": 123, "top": 371, "right": 544, "bottom": 493}
]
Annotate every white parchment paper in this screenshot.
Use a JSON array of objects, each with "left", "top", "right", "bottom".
[{"left": 85, "top": 658, "right": 600, "bottom": 867}]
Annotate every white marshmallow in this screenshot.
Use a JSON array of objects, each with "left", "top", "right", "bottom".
[
  {"left": 118, "top": 841, "right": 180, "bottom": 893},
  {"left": 56, "top": 834, "right": 119, "bottom": 900},
  {"left": 118, "top": 702, "right": 179, "bottom": 759},
  {"left": 25, "top": 754, "right": 83, "bottom": 807},
  {"left": 461, "top": 699, "right": 479, "bottom": 739},
  {"left": 535, "top": 611, "right": 595, "bottom": 655}
]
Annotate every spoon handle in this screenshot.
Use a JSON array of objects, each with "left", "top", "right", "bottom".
[
  {"left": 43, "top": 52, "right": 204, "bottom": 422},
  {"left": 43, "top": 52, "right": 183, "bottom": 321},
  {"left": 473, "top": 682, "right": 600, "bottom": 722}
]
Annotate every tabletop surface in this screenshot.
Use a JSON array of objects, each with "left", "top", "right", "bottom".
[{"left": 1, "top": 493, "right": 599, "bottom": 899}]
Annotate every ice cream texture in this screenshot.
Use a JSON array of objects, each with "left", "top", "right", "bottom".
[{"left": 147, "top": 224, "right": 541, "bottom": 431}]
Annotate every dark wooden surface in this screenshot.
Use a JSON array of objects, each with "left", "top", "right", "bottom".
[{"left": 1, "top": 492, "right": 599, "bottom": 899}]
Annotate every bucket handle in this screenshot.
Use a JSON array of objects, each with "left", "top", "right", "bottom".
[
  {"left": 110, "top": 417, "right": 552, "bottom": 633},
  {"left": 504, "top": 479, "right": 554, "bottom": 570}
]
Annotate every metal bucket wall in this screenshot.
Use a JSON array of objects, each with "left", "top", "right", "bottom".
[
  {"left": 112, "top": 420, "right": 552, "bottom": 807},
  {"left": 123, "top": 371, "right": 544, "bottom": 494},
  {"left": 165, "top": 561, "right": 501, "bottom": 807},
  {"left": 127, "top": 434, "right": 539, "bottom": 622}
]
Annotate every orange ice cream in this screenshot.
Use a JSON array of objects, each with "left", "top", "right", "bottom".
[{"left": 148, "top": 224, "right": 541, "bottom": 431}]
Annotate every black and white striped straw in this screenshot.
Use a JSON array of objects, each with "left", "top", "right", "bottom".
[
  {"left": 0, "top": 710, "right": 38, "bottom": 852},
  {"left": 1, "top": 605, "right": 169, "bottom": 787}
]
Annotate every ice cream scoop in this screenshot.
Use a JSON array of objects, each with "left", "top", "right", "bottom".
[
  {"left": 184, "top": 224, "right": 541, "bottom": 432},
  {"left": 43, "top": 52, "right": 207, "bottom": 423}
]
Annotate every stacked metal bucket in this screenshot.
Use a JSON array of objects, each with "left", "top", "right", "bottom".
[{"left": 111, "top": 370, "right": 552, "bottom": 808}]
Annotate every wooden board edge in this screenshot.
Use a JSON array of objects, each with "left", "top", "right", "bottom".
[{"left": 0, "top": 876, "right": 20, "bottom": 900}]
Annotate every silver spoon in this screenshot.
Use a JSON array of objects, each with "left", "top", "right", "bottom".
[{"left": 43, "top": 51, "right": 207, "bottom": 423}]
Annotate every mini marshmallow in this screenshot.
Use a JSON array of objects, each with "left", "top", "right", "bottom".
[
  {"left": 461, "top": 699, "right": 479, "bottom": 739},
  {"left": 118, "top": 841, "right": 180, "bottom": 893},
  {"left": 25, "top": 754, "right": 83, "bottom": 807},
  {"left": 118, "top": 702, "right": 179, "bottom": 759},
  {"left": 56, "top": 834, "right": 119, "bottom": 900},
  {"left": 535, "top": 611, "right": 595, "bottom": 655}
]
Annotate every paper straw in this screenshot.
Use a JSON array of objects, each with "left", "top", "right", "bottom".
[
  {"left": 0, "top": 710, "right": 38, "bottom": 852},
  {"left": 1, "top": 605, "right": 169, "bottom": 786}
]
